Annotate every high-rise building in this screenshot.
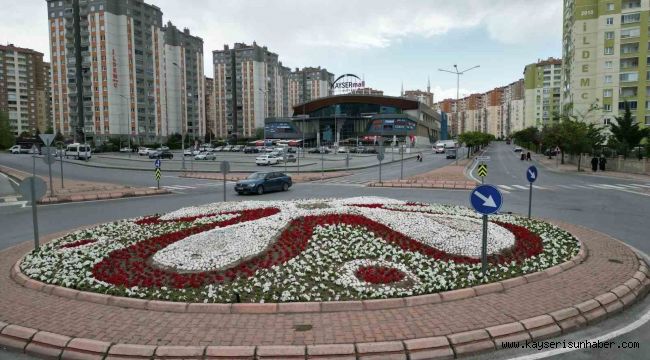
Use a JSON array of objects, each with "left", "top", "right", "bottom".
[
  {"left": 435, "top": 98, "right": 457, "bottom": 136},
  {"left": 287, "top": 66, "right": 334, "bottom": 116},
  {"left": 562, "top": 0, "right": 650, "bottom": 128},
  {"left": 46, "top": 0, "right": 204, "bottom": 143},
  {"left": 404, "top": 78, "right": 434, "bottom": 107},
  {"left": 204, "top": 76, "right": 215, "bottom": 139},
  {"left": 213, "top": 42, "right": 286, "bottom": 139},
  {"left": 501, "top": 79, "right": 525, "bottom": 136},
  {"left": 0, "top": 44, "right": 50, "bottom": 135},
  {"left": 160, "top": 21, "right": 205, "bottom": 140},
  {"left": 40, "top": 62, "right": 53, "bottom": 132},
  {"left": 524, "top": 57, "right": 562, "bottom": 127},
  {"left": 485, "top": 87, "right": 504, "bottom": 137}
]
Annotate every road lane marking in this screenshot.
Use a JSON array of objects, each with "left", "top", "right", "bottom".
[
  {"left": 532, "top": 185, "right": 548, "bottom": 190},
  {"left": 0, "top": 172, "right": 19, "bottom": 186},
  {"left": 556, "top": 185, "right": 576, "bottom": 189},
  {"left": 597, "top": 184, "right": 626, "bottom": 190},
  {"left": 498, "top": 185, "right": 514, "bottom": 190},
  {"left": 573, "top": 185, "right": 593, "bottom": 189},
  {"left": 511, "top": 185, "right": 528, "bottom": 190},
  {"left": 616, "top": 184, "right": 648, "bottom": 189},
  {"left": 631, "top": 184, "right": 650, "bottom": 188}
]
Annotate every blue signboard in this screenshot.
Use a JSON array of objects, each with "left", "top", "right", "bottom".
[
  {"left": 154, "top": 159, "right": 161, "bottom": 168},
  {"left": 470, "top": 184, "right": 503, "bottom": 215},
  {"left": 526, "top": 166, "right": 538, "bottom": 183}
]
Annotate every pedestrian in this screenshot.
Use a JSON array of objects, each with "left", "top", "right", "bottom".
[
  {"left": 526, "top": 152, "right": 531, "bottom": 161},
  {"left": 599, "top": 155, "right": 607, "bottom": 171},
  {"left": 591, "top": 156, "right": 598, "bottom": 172},
  {"left": 520, "top": 153, "right": 525, "bottom": 161}
]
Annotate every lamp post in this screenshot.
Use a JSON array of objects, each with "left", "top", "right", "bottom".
[
  {"left": 171, "top": 62, "right": 186, "bottom": 171},
  {"left": 439, "top": 64, "right": 480, "bottom": 165}
]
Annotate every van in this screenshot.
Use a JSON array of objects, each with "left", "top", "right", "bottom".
[{"left": 65, "top": 143, "right": 92, "bottom": 160}]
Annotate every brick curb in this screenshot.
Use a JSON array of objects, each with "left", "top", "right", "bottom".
[
  {"left": 367, "top": 180, "right": 477, "bottom": 190},
  {"left": 1, "top": 257, "right": 647, "bottom": 360},
  {"left": 10, "top": 237, "right": 588, "bottom": 315}
]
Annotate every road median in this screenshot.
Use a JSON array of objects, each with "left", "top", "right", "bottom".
[{"left": 368, "top": 157, "right": 479, "bottom": 190}]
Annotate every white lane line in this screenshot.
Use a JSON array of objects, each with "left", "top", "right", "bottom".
[
  {"left": 511, "top": 185, "right": 528, "bottom": 190},
  {"left": 617, "top": 184, "right": 647, "bottom": 189},
  {"left": 556, "top": 185, "right": 576, "bottom": 189},
  {"left": 498, "top": 185, "right": 514, "bottom": 190},
  {"left": 598, "top": 184, "right": 626, "bottom": 190},
  {"left": 532, "top": 185, "right": 548, "bottom": 190},
  {"left": 0, "top": 172, "right": 19, "bottom": 186},
  {"left": 630, "top": 184, "right": 650, "bottom": 188},
  {"left": 588, "top": 184, "right": 612, "bottom": 189},
  {"left": 467, "top": 160, "right": 481, "bottom": 183},
  {"left": 166, "top": 185, "right": 196, "bottom": 189},
  {"left": 573, "top": 185, "right": 593, "bottom": 189},
  {"left": 0, "top": 200, "right": 28, "bottom": 208}
]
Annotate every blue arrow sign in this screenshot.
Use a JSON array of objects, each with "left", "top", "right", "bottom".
[
  {"left": 470, "top": 184, "right": 503, "bottom": 215},
  {"left": 526, "top": 165, "right": 538, "bottom": 183},
  {"left": 154, "top": 159, "right": 161, "bottom": 168}
]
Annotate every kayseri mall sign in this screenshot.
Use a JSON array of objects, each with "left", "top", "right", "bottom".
[{"left": 330, "top": 74, "right": 365, "bottom": 94}]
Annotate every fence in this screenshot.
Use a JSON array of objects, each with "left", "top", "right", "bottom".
[{"left": 563, "top": 153, "right": 650, "bottom": 175}]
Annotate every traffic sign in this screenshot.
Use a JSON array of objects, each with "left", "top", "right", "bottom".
[
  {"left": 477, "top": 163, "right": 488, "bottom": 177},
  {"left": 220, "top": 161, "right": 231, "bottom": 174},
  {"left": 154, "top": 159, "right": 161, "bottom": 168},
  {"left": 39, "top": 134, "right": 55, "bottom": 147},
  {"left": 155, "top": 168, "right": 161, "bottom": 180},
  {"left": 527, "top": 165, "right": 538, "bottom": 183},
  {"left": 470, "top": 184, "right": 503, "bottom": 215},
  {"left": 476, "top": 156, "right": 491, "bottom": 162},
  {"left": 377, "top": 152, "right": 385, "bottom": 162},
  {"left": 18, "top": 177, "right": 47, "bottom": 202},
  {"left": 42, "top": 147, "right": 57, "bottom": 165}
]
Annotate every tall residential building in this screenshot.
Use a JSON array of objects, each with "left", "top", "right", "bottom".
[
  {"left": 0, "top": 44, "right": 50, "bottom": 135},
  {"left": 501, "top": 79, "right": 525, "bottom": 135},
  {"left": 485, "top": 88, "right": 503, "bottom": 137},
  {"left": 287, "top": 66, "right": 334, "bottom": 116},
  {"left": 562, "top": 0, "right": 650, "bottom": 128},
  {"left": 205, "top": 77, "right": 215, "bottom": 138},
  {"left": 47, "top": 0, "right": 204, "bottom": 143},
  {"left": 524, "top": 57, "right": 562, "bottom": 128},
  {"left": 40, "top": 62, "right": 53, "bottom": 132},
  {"left": 213, "top": 42, "right": 286, "bottom": 139},
  {"left": 161, "top": 21, "right": 205, "bottom": 139}
]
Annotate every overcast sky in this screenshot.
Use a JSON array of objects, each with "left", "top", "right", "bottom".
[{"left": 0, "top": 0, "right": 562, "bottom": 99}]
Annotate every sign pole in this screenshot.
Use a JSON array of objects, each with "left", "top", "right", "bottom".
[
  {"left": 220, "top": 161, "right": 230, "bottom": 202},
  {"left": 223, "top": 174, "right": 226, "bottom": 202},
  {"left": 47, "top": 145, "right": 54, "bottom": 196},
  {"left": 321, "top": 150, "right": 324, "bottom": 182},
  {"left": 481, "top": 214, "right": 488, "bottom": 275},
  {"left": 59, "top": 143, "right": 64, "bottom": 188},
  {"left": 400, "top": 143, "right": 404, "bottom": 180},
  {"left": 379, "top": 159, "right": 382, "bottom": 183},
  {"left": 31, "top": 156, "right": 40, "bottom": 249},
  {"left": 528, "top": 182, "right": 533, "bottom": 219},
  {"left": 297, "top": 148, "right": 300, "bottom": 175}
]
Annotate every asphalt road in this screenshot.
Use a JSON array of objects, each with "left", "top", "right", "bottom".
[{"left": 0, "top": 141, "right": 648, "bottom": 359}]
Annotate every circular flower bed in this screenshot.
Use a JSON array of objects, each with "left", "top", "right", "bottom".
[{"left": 20, "top": 197, "right": 579, "bottom": 303}]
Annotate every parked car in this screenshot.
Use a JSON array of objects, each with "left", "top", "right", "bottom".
[
  {"left": 283, "top": 154, "right": 297, "bottom": 163},
  {"left": 183, "top": 149, "right": 194, "bottom": 157},
  {"left": 255, "top": 154, "right": 280, "bottom": 166},
  {"left": 235, "top": 171, "right": 292, "bottom": 195},
  {"left": 231, "top": 145, "right": 244, "bottom": 152},
  {"left": 445, "top": 148, "right": 457, "bottom": 159},
  {"left": 514, "top": 147, "right": 523, "bottom": 153},
  {"left": 149, "top": 150, "right": 173, "bottom": 159},
  {"left": 222, "top": 145, "right": 233, "bottom": 152},
  {"left": 119, "top": 147, "right": 132, "bottom": 153},
  {"left": 9, "top": 145, "right": 23, "bottom": 154},
  {"left": 308, "top": 147, "right": 331, "bottom": 154},
  {"left": 243, "top": 146, "right": 260, "bottom": 154},
  {"left": 287, "top": 147, "right": 297, "bottom": 153},
  {"left": 138, "top": 147, "right": 150, "bottom": 156},
  {"left": 194, "top": 152, "right": 216, "bottom": 160},
  {"left": 65, "top": 143, "right": 92, "bottom": 160},
  {"left": 156, "top": 146, "right": 170, "bottom": 151}
]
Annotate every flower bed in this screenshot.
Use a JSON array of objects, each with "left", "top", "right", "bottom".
[{"left": 20, "top": 197, "right": 579, "bottom": 303}]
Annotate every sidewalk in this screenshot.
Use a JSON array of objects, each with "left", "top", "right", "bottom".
[
  {"left": 0, "top": 222, "right": 647, "bottom": 359},
  {"left": 535, "top": 155, "right": 650, "bottom": 182},
  {"left": 180, "top": 171, "right": 352, "bottom": 183},
  {"left": 368, "top": 157, "right": 478, "bottom": 190},
  {"left": 0, "top": 165, "right": 170, "bottom": 204}
]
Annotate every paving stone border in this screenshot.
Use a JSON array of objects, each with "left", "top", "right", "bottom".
[
  {"left": 368, "top": 180, "right": 477, "bottom": 190},
  {"left": 10, "top": 236, "right": 588, "bottom": 314},
  {"left": 1, "top": 223, "right": 648, "bottom": 360}
]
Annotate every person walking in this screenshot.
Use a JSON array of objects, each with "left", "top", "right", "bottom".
[
  {"left": 591, "top": 156, "right": 598, "bottom": 172},
  {"left": 599, "top": 155, "right": 607, "bottom": 171},
  {"left": 526, "top": 152, "right": 531, "bottom": 161}
]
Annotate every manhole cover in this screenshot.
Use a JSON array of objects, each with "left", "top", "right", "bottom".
[
  {"left": 608, "top": 259, "right": 623, "bottom": 264},
  {"left": 294, "top": 324, "right": 313, "bottom": 332}
]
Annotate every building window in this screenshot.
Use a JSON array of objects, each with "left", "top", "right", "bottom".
[
  {"left": 603, "top": 89, "right": 613, "bottom": 97},
  {"left": 620, "top": 72, "right": 639, "bottom": 82},
  {"left": 645, "top": 115, "right": 650, "bottom": 125},
  {"left": 619, "top": 101, "right": 637, "bottom": 110},
  {"left": 605, "top": 31, "right": 615, "bottom": 40},
  {"left": 606, "top": 17, "right": 614, "bottom": 25},
  {"left": 621, "top": 28, "right": 640, "bottom": 38},
  {"left": 605, "top": 47, "right": 614, "bottom": 55},
  {"left": 621, "top": 13, "right": 640, "bottom": 24},
  {"left": 607, "top": 3, "right": 615, "bottom": 10},
  {"left": 605, "top": 61, "right": 613, "bottom": 69},
  {"left": 603, "top": 118, "right": 611, "bottom": 125},
  {"left": 603, "top": 104, "right": 612, "bottom": 111}
]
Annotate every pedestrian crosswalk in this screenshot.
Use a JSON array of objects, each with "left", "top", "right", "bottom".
[{"left": 496, "top": 183, "right": 650, "bottom": 194}]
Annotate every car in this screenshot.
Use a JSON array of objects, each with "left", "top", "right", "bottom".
[
  {"left": 119, "top": 147, "right": 132, "bottom": 153},
  {"left": 287, "top": 147, "right": 297, "bottom": 153},
  {"left": 506, "top": 139, "right": 511, "bottom": 145},
  {"left": 514, "top": 147, "right": 523, "bottom": 153},
  {"left": 183, "top": 149, "right": 194, "bottom": 157},
  {"left": 194, "top": 152, "right": 216, "bottom": 160},
  {"left": 337, "top": 146, "right": 349, "bottom": 153},
  {"left": 434, "top": 145, "right": 445, "bottom": 154},
  {"left": 138, "top": 147, "right": 152, "bottom": 156},
  {"left": 149, "top": 150, "right": 173, "bottom": 159},
  {"left": 255, "top": 154, "right": 280, "bottom": 166},
  {"left": 156, "top": 146, "right": 170, "bottom": 151},
  {"left": 9, "top": 145, "right": 22, "bottom": 154},
  {"left": 192, "top": 149, "right": 201, "bottom": 156},
  {"left": 234, "top": 171, "right": 292, "bottom": 195},
  {"left": 308, "top": 147, "right": 331, "bottom": 154},
  {"left": 263, "top": 147, "right": 275, "bottom": 153},
  {"left": 222, "top": 145, "right": 233, "bottom": 152},
  {"left": 283, "top": 154, "right": 297, "bottom": 163},
  {"left": 231, "top": 145, "right": 244, "bottom": 152},
  {"left": 213, "top": 146, "right": 224, "bottom": 152},
  {"left": 243, "top": 146, "right": 260, "bottom": 154},
  {"left": 445, "top": 148, "right": 457, "bottom": 159},
  {"left": 65, "top": 143, "right": 92, "bottom": 160}
]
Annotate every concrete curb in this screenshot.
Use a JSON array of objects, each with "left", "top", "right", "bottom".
[{"left": 11, "top": 238, "right": 588, "bottom": 315}]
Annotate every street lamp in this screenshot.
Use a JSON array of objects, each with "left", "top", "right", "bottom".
[
  {"left": 171, "top": 62, "right": 186, "bottom": 171},
  {"left": 439, "top": 64, "right": 479, "bottom": 164}
]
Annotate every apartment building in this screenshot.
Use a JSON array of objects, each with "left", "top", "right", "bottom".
[
  {"left": 287, "top": 66, "right": 334, "bottom": 116},
  {"left": 485, "top": 88, "right": 504, "bottom": 137},
  {"left": 562, "top": 0, "right": 650, "bottom": 127},
  {"left": 213, "top": 42, "right": 286, "bottom": 139},
  {"left": 501, "top": 79, "right": 525, "bottom": 135},
  {"left": 435, "top": 98, "right": 457, "bottom": 136},
  {"left": 524, "top": 57, "right": 562, "bottom": 128},
  {"left": 47, "top": 0, "right": 204, "bottom": 143},
  {"left": 0, "top": 44, "right": 51, "bottom": 135},
  {"left": 204, "top": 77, "right": 215, "bottom": 138}
]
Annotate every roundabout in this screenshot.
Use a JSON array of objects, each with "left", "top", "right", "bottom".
[{"left": 0, "top": 197, "right": 647, "bottom": 359}]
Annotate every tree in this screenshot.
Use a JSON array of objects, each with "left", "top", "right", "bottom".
[
  {"left": 54, "top": 131, "right": 65, "bottom": 144},
  {"left": 166, "top": 133, "right": 182, "bottom": 150},
  {"left": 46, "top": 124, "right": 54, "bottom": 134},
  {"left": 511, "top": 127, "right": 541, "bottom": 152},
  {"left": 610, "top": 102, "right": 650, "bottom": 158},
  {"left": 255, "top": 127, "right": 265, "bottom": 140},
  {"left": 204, "top": 129, "right": 214, "bottom": 144},
  {"left": 0, "top": 111, "right": 15, "bottom": 150}
]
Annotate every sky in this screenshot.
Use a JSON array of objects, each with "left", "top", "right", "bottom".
[{"left": 0, "top": 0, "right": 562, "bottom": 100}]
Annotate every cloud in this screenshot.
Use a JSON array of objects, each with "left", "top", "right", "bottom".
[{"left": 430, "top": 86, "right": 476, "bottom": 102}]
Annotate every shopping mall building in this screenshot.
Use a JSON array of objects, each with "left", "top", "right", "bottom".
[{"left": 264, "top": 94, "right": 441, "bottom": 147}]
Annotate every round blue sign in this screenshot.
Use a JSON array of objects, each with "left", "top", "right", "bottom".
[
  {"left": 526, "top": 165, "right": 538, "bottom": 183},
  {"left": 470, "top": 184, "right": 503, "bottom": 215},
  {"left": 154, "top": 159, "right": 161, "bottom": 168}
]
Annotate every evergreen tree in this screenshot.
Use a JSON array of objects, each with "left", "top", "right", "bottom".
[
  {"left": 610, "top": 102, "right": 650, "bottom": 158},
  {"left": 0, "top": 111, "right": 15, "bottom": 150}
]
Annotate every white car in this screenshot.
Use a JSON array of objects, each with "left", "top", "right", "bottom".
[
  {"left": 194, "top": 152, "right": 216, "bottom": 160},
  {"left": 256, "top": 154, "right": 279, "bottom": 166},
  {"left": 435, "top": 145, "right": 445, "bottom": 154},
  {"left": 183, "top": 149, "right": 194, "bottom": 157},
  {"left": 138, "top": 147, "right": 152, "bottom": 156},
  {"left": 9, "top": 145, "right": 22, "bottom": 154},
  {"left": 337, "top": 146, "right": 349, "bottom": 153},
  {"left": 119, "top": 147, "right": 132, "bottom": 153}
]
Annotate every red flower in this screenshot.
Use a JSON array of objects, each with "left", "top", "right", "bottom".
[
  {"left": 356, "top": 266, "right": 405, "bottom": 284},
  {"left": 60, "top": 239, "right": 97, "bottom": 249}
]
